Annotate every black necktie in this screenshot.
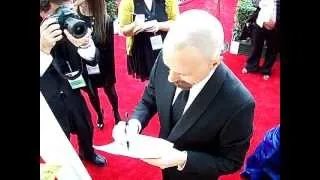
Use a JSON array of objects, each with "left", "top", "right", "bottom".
[{"left": 171, "top": 90, "right": 190, "bottom": 126}]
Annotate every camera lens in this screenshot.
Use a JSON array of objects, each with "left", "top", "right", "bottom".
[
  {"left": 65, "top": 17, "right": 88, "bottom": 38},
  {"left": 72, "top": 22, "right": 87, "bottom": 38}
]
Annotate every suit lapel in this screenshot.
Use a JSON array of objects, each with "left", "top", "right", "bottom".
[
  {"left": 167, "top": 63, "right": 227, "bottom": 142},
  {"left": 157, "top": 58, "right": 176, "bottom": 138}
]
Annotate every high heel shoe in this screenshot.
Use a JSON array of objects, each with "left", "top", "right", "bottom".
[{"left": 97, "top": 110, "right": 104, "bottom": 129}]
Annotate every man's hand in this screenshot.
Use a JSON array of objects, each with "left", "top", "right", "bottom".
[
  {"left": 141, "top": 147, "right": 187, "bottom": 170},
  {"left": 64, "top": 28, "right": 93, "bottom": 48},
  {"left": 112, "top": 120, "right": 140, "bottom": 145},
  {"left": 40, "top": 18, "right": 63, "bottom": 55},
  {"left": 263, "top": 21, "right": 275, "bottom": 30}
]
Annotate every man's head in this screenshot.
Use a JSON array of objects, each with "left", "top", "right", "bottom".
[{"left": 162, "top": 10, "right": 224, "bottom": 90}]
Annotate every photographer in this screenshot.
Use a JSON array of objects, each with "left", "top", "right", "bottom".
[
  {"left": 40, "top": 0, "right": 106, "bottom": 167},
  {"left": 74, "top": 0, "right": 122, "bottom": 129}
]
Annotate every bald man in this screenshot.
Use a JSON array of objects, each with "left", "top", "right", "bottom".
[{"left": 113, "top": 9, "right": 255, "bottom": 180}]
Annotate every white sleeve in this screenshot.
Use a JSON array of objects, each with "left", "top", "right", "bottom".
[
  {"left": 77, "top": 38, "right": 97, "bottom": 61},
  {"left": 256, "top": 0, "right": 273, "bottom": 28},
  {"left": 40, "top": 51, "right": 53, "bottom": 77}
]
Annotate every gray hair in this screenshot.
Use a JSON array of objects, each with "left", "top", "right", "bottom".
[{"left": 163, "top": 9, "right": 224, "bottom": 62}]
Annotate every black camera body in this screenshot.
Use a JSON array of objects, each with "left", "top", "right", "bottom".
[{"left": 51, "top": 6, "right": 88, "bottom": 39}]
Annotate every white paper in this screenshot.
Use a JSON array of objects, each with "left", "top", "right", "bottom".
[
  {"left": 93, "top": 134, "right": 173, "bottom": 159},
  {"left": 229, "top": 41, "right": 240, "bottom": 54},
  {"left": 150, "top": 35, "right": 163, "bottom": 50}
]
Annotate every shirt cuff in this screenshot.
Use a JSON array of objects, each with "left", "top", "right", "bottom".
[
  {"left": 77, "top": 38, "right": 96, "bottom": 61},
  {"left": 128, "top": 119, "right": 142, "bottom": 133},
  {"left": 177, "top": 151, "right": 188, "bottom": 171},
  {"left": 40, "top": 50, "right": 53, "bottom": 77}
]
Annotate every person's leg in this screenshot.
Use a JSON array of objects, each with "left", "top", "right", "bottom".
[
  {"left": 243, "top": 24, "right": 266, "bottom": 73},
  {"left": 83, "top": 83, "right": 104, "bottom": 129},
  {"left": 104, "top": 84, "right": 122, "bottom": 124},
  {"left": 71, "top": 95, "right": 106, "bottom": 166},
  {"left": 260, "top": 29, "right": 279, "bottom": 80}
]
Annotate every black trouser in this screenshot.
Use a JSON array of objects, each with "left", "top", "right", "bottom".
[
  {"left": 84, "top": 81, "right": 121, "bottom": 124},
  {"left": 46, "top": 91, "right": 95, "bottom": 158},
  {"left": 245, "top": 24, "right": 279, "bottom": 75}
]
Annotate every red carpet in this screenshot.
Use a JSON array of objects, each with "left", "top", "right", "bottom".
[{"left": 70, "top": 0, "right": 280, "bottom": 179}]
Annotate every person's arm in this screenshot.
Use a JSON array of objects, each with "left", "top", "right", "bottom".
[
  {"left": 40, "top": 51, "right": 53, "bottom": 77},
  {"left": 118, "top": 0, "right": 139, "bottom": 36},
  {"left": 77, "top": 38, "right": 99, "bottom": 66},
  {"left": 145, "top": 0, "right": 180, "bottom": 33},
  {"left": 130, "top": 54, "right": 161, "bottom": 129},
  {"left": 158, "top": 0, "right": 180, "bottom": 32},
  {"left": 64, "top": 29, "right": 98, "bottom": 66},
  {"left": 40, "top": 18, "right": 63, "bottom": 77},
  {"left": 180, "top": 101, "right": 255, "bottom": 176}
]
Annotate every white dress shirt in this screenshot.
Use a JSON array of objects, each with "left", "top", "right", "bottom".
[
  {"left": 256, "top": 0, "right": 277, "bottom": 28},
  {"left": 40, "top": 39, "right": 96, "bottom": 77},
  {"left": 172, "top": 66, "right": 217, "bottom": 115},
  {"left": 172, "top": 65, "right": 217, "bottom": 171}
]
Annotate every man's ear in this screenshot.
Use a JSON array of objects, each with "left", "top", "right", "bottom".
[{"left": 209, "top": 53, "right": 221, "bottom": 67}]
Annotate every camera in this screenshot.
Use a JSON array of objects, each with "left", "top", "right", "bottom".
[{"left": 51, "top": 5, "right": 89, "bottom": 39}]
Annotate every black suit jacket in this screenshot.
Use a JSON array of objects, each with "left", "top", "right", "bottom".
[
  {"left": 131, "top": 52, "right": 255, "bottom": 180},
  {"left": 40, "top": 40, "right": 98, "bottom": 134}
]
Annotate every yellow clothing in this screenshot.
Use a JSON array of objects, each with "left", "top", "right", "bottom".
[{"left": 118, "top": 0, "right": 179, "bottom": 55}]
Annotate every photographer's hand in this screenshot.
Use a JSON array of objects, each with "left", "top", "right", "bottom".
[
  {"left": 40, "top": 18, "right": 63, "bottom": 55},
  {"left": 64, "top": 28, "right": 93, "bottom": 48}
]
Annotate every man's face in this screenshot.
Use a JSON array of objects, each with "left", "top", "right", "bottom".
[
  {"left": 40, "top": 1, "right": 74, "bottom": 19},
  {"left": 163, "top": 47, "right": 216, "bottom": 90}
]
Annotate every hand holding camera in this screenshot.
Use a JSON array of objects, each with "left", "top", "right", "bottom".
[
  {"left": 40, "top": 18, "right": 63, "bottom": 55},
  {"left": 64, "top": 28, "right": 93, "bottom": 48}
]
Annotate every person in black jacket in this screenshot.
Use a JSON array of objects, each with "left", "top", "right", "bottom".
[
  {"left": 40, "top": 0, "right": 106, "bottom": 166},
  {"left": 74, "top": 0, "right": 122, "bottom": 129}
]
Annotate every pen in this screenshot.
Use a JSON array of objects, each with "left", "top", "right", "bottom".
[{"left": 125, "top": 112, "right": 130, "bottom": 150}]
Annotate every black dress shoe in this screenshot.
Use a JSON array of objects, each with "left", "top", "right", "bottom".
[{"left": 80, "top": 153, "right": 107, "bottom": 167}]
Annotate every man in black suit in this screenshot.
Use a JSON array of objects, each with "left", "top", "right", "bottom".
[
  {"left": 40, "top": 0, "right": 106, "bottom": 166},
  {"left": 112, "top": 10, "right": 255, "bottom": 179}
]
